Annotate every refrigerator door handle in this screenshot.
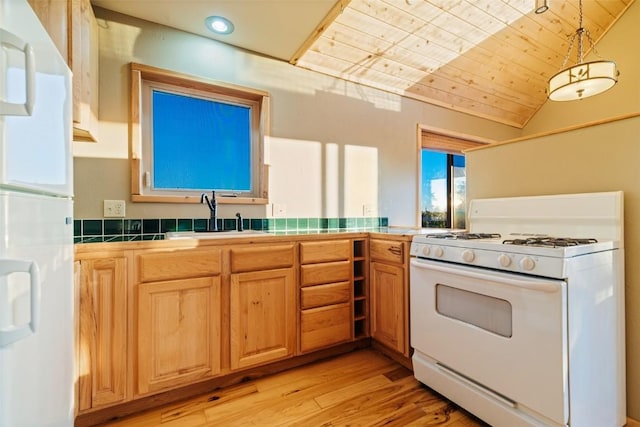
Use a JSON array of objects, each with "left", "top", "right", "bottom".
[
  {"left": 0, "top": 28, "right": 36, "bottom": 116},
  {"left": 0, "top": 259, "right": 41, "bottom": 347}
]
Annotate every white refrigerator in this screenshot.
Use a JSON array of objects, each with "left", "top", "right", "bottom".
[{"left": 0, "top": 0, "right": 75, "bottom": 426}]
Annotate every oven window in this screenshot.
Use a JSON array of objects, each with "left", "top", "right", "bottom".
[{"left": 436, "top": 284, "right": 512, "bottom": 338}]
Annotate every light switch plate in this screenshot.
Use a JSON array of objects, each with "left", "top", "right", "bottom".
[{"left": 104, "top": 200, "right": 126, "bottom": 218}]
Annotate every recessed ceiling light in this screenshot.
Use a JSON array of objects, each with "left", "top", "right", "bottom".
[{"left": 205, "top": 16, "right": 234, "bottom": 35}]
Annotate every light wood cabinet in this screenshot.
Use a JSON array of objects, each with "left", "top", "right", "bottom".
[
  {"left": 77, "top": 254, "right": 128, "bottom": 411},
  {"left": 229, "top": 244, "right": 297, "bottom": 369},
  {"left": 28, "top": 0, "right": 99, "bottom": 142},
  {"left": 299, "top": 240, "right": 353, "bottom": 353},
  {"left": 369, "top": 238, "right": 409, "bottom": 356},
  {"left": 137, "top": 276, "right": 221, "bottom": 395},
  {"left": 301, "top": 281, "right": 351, "bottom": 309},
  {"left": 134, "top": 248, "right": 222, "bottom": 396},
  {"left": 73, "top": 235, "right": 374, "bottom": 422},
  {"left": 370, "top": 261, "right": 405, "bottom": 353}
]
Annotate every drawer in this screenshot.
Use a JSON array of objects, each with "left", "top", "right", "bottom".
[
  {"left": 230, "top": 244, "right": 295, "bottom": 273},
  {"left": 301, "top": 281, "right": 351, "bottom": 310},
  {"left": 300, "top": 240, "right": 351, "bottom": 264},
  {"left": 136, "top": 248, "right": 222, "bottom": 283},
  {"left": 301, "top": 260, "right": 351, "bottom": 287},
  {"left": 300, "top": 303, "right": 352, "bottom": 352},
  {"left": 370, "top": 239, "right": 405, "bottom": 264}
]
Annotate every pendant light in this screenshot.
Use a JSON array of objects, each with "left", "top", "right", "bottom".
[{"left": 547, "top": 0, "right": 619, "bottom": 101}]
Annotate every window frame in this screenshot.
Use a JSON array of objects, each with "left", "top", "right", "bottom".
[
  {"left": 129, "top": 63, "right": 270, "bottom": 204},
  {"left": 416, "top": 125, "right": 492, "bottom": 227},
  {"left": 419, "top": 150, "right": 465, "bottom": 228}
]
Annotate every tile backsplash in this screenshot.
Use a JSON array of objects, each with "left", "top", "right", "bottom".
[{"left": 74, "top": 216, "right": 388, "bottom": 243}]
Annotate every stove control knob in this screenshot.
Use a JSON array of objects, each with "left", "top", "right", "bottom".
[
  {"left": 520, "top": 256, "right": 535, "bottom": 271},
  {"left": 421, "top": 245, "right": 431, "bottom": 256},
  {"left": 462, "top": 249, "right": 475, "bottom": 263},
  {"left": 434, "top": 246, "right": 444, "bottom": 258},
  {"left": 498, "top": 254, "right": 511, "bottom": 267}
]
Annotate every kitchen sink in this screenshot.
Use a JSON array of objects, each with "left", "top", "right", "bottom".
[{"left": 165, "top": 230, "right": 271, "bottom": 240}]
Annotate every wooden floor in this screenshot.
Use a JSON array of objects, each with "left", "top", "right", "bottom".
[{"left": 101, "top": 349, "right": 487, "bottom": 426}]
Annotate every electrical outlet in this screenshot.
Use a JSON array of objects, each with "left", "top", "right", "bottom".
[
  {"left": 272, "top": 203, "right": 286, "bottom": 218},
  {"left": 104, "top": 200, "right": 126, "bottom": 218}
]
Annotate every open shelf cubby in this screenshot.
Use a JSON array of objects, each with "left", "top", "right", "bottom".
[{"left": 352, "top": 238, "right": 368, "bottom": 339}]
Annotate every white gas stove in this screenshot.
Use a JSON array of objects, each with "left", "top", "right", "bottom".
[
  {"left": 410, "top": 232, "right": 618, "bottom": 279},
  {"left": 410, "top": 191, "right": 626, "bottom": 427}
]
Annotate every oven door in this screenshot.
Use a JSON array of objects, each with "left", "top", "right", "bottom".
[{"left": 410, "top": 258, "right": 568, "bottom": 426}]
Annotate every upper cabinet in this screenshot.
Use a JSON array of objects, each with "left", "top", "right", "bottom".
[{"left": 28, "top": 0, "right": 99, "bottom": 142}]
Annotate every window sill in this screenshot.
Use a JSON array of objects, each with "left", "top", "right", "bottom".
[{"left": 131, "top": 194, "right": 268, "bottom": 205}]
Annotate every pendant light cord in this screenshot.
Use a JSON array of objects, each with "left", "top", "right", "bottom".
[
  {"left": 577, "top": 0, "right": 584, "bottom": 64},
  {"left": 560, "top": 0, "right": 601, "bottom": 68}
]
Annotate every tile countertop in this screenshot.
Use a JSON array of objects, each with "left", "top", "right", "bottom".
[{"left": 74, "top": 227, "right": 461, "bottom": 248}]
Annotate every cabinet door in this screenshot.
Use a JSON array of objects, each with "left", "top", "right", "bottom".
[
  {"left": 137, "top": 277, "right": 221, "bottom": 395},
  {"left": 230, "top": 268, "right": 296, "bottom": 369},
  {"left": 370, "top": 261, "right": 406, "bottom": 354},
  {"left": 78, "top": 256, "right": 127, "bottom": 410},
  {"left": 27, "top": 0, "right": 99, "bottom": 141},
  {"left": 70, "top": 0, "right": 100, "bottom": 141}
]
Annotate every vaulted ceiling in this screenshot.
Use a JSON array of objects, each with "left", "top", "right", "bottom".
[{"left": 92, "top": 0, "right": 634, "bottom": 128}]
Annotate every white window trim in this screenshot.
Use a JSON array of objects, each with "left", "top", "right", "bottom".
[{"left": 129, "top": 63, "right": 270, "bottom": 205}]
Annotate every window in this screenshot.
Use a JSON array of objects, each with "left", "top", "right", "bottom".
[
  {"left": 421, "top": 150, "right": 466, "bottom": 229},
  {"left": 130, "top": 63, "right": 269, "bottom": 204},
  {"left": 418, "top": 127, "right": 489, "bottom": 229}
]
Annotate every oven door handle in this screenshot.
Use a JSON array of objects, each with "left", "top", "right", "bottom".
[{"left": 410, "top": 259, "right": 562, "bottom": 293}]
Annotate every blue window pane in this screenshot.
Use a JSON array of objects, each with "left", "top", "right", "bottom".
[
  {"left": 421, "top": 150, "right": 447, "bottom": 211},
  {"left": 421, "top": 149, "right": 466, "bottom": 229},
  {"left": 152, "top": 90, "right": 251, "bottom": 191}
]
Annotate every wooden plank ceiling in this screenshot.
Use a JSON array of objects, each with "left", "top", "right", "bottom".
[{"left": 291, "top": 0, "right": 633, "bottom": 128}]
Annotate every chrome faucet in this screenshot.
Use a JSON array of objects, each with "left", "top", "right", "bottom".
[{"left": 200, "top": 191, "right": 218, "bottom": 231}]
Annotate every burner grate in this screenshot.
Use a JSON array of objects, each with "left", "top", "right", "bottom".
[{"left": 502, "top": 237, "right": 598, "bottom": 247}]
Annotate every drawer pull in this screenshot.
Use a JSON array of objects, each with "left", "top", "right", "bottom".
[{"left": 388, "top": 246, "right": 402, "bottom": 256}]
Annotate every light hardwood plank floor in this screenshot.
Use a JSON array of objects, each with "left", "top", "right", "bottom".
[{"left": 101, "top": 349, "right": 487, "bottom": 426}]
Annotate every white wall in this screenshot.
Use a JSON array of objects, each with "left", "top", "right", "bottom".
[{"left": 73, "top": 7, "right": 520, "bottom": 225}]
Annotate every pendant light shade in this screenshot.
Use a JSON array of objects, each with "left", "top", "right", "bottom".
[
  {"left": 546, "top": 0, "right": 619, "bottom": 101},
  {"left": 548, "top": 60, "right": 618, "bottom": 101}
]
